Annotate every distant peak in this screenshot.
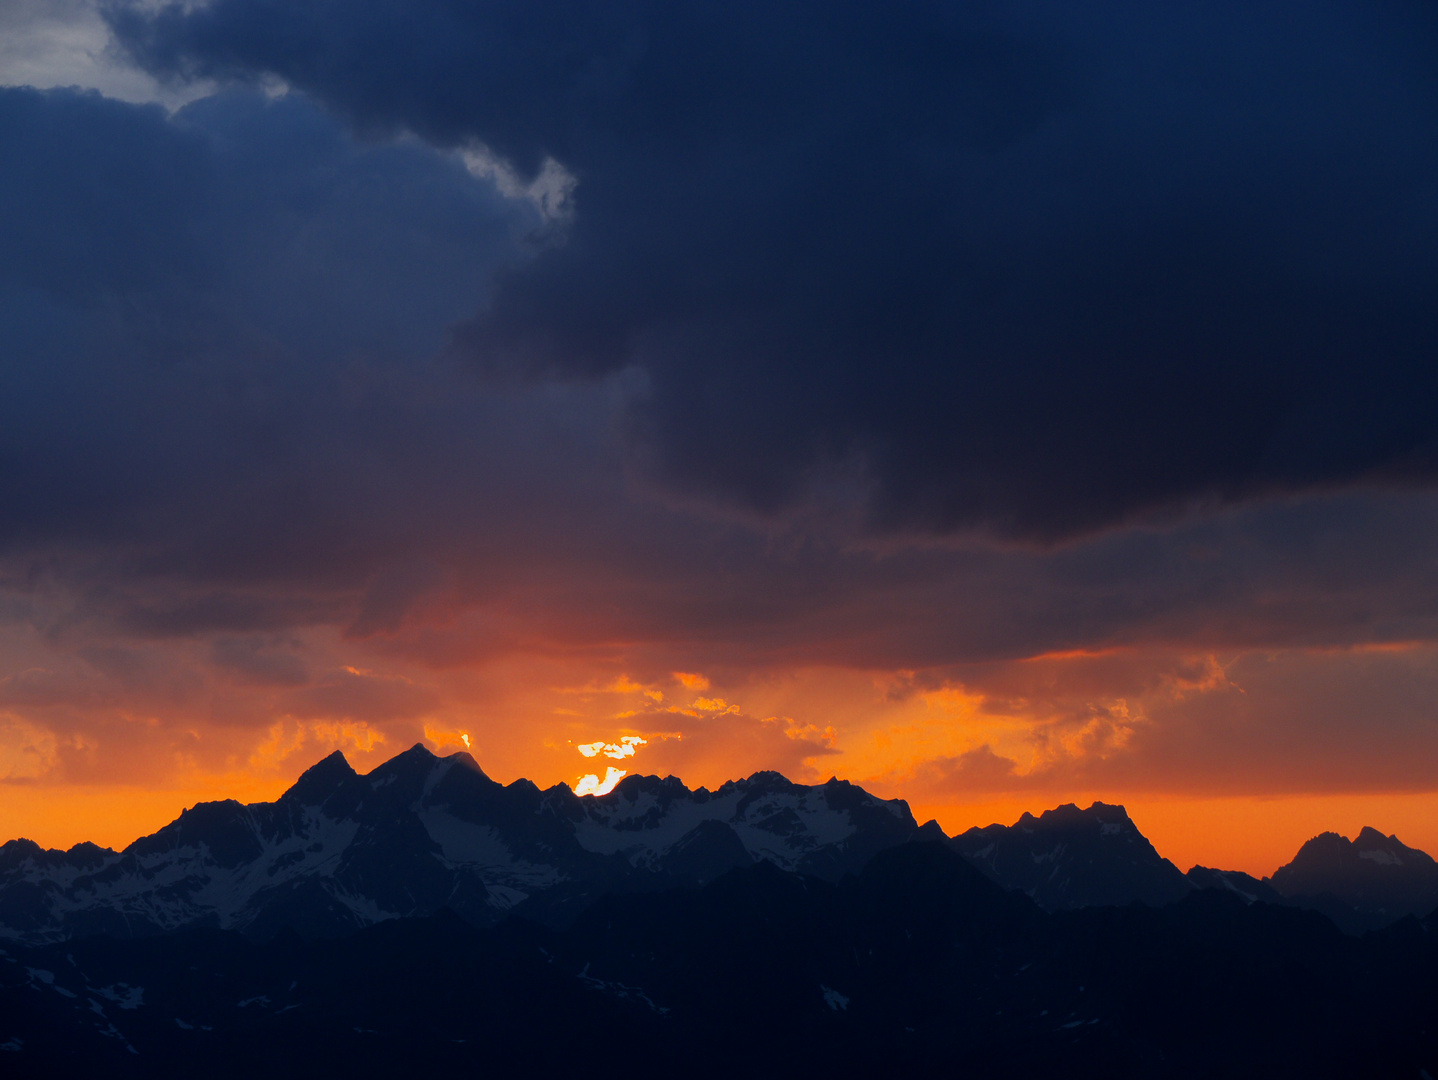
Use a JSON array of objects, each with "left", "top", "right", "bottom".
[
  {"left": 444, "top": 749, "right": 485, "bottom": 772},
  {"left": 915, "top": 819, "right": 948, "bottom": 842},
  {"left": 1088, "top": 801, "right": 1128, "bottom": 816},
  {"left": 611, "top": 773, "right": 691, "bottom": 799},
  {"left": 1296, "top": 831, "right": 1350, "bottom": 851},
  {"left": 301, "top": 749, "right": 355, "bottom": 777},
  {"left": 66, "top": 841, "right": 113, "bottom": 857},
  {"left": 282, "top": 749, "right": 358, "bottom": 805}
]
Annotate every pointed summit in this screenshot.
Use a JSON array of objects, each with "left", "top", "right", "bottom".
[
  {"left": 283, "top": 750, "right": 358, "bottom": 806},
  {"left": 442, "top": 750, "right": 491, "bottom": 779},
  {"left": 1354, "top": 826, "right": 1403, "bottom": 860},
  {"left": 362, "top": 741, "right": 444, "bottom": 801},
  {"left": 1272, "top": 827, "right": 1438, "bottom": 917},
  {"left": 368, "top": 742, "right": 439, "bottom": 777}
]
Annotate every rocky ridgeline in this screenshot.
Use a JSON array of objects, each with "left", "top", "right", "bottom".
[{"left": 1, "top": 745, "right": 1435, "bottom": 946}]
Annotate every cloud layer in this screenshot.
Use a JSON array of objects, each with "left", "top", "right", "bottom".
[
  {"left": 0, "top": 1, "right": 1437, "bottom": 863},
  {"left": 108, "top": 0, "right": 1438, "bottom": 539}
]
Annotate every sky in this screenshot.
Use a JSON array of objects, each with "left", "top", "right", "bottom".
[{"left": 2, "top": 0, "right": 1438, "bottom": 877}]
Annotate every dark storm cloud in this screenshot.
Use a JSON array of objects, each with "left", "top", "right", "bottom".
[
  {"left": 0, "top": 84, "right": 548, "bottom": 598},
  {"left": 3, "top": 7, "right": 1438, "bottom": 710},
  {"left": 107, "top": 0, "right": 1438, "bottom": 540}
]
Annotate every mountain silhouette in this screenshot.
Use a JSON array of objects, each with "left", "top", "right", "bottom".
[
  {"left": 950, "top": 801, "right": 1193, "bottom": 910},
  {"left": 5, "top": 746, "right": 1435, "bottom": 949},
  {"left": 0, "top": 745, "right": 918, "bottom": 943},
  {"left": 3, "top": 747, "right": 1438, "bottom": 1076},
  {"left": 1184, "top": 828, "right": 1438, "bottom": 935}
]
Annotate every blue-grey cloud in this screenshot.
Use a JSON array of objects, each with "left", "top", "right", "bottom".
[
  {"left": 2, "top": 10, "right": 1438, "bottom": 731},
  {"left": 106, "top": 0, "right": 1438, "bottom": 541},
  {"left": 0, "top": 84, "right": 546, "bottom": 593}
]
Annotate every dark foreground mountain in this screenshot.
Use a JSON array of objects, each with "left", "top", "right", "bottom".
[{"left": 2, "top": 844, "right": 1435, "bottom": 1080}]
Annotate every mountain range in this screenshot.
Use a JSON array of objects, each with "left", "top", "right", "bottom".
[
  {"left": 3, "top": 745, "right": 1437, "bottom": 1078},
  {"left": 3, "top": 745, "right": 1436, "bottom": 946},
  {"left": 0, "top": 745, "right": 917, "bottom": 943}
]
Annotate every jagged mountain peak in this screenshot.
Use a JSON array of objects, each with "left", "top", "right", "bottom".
[
  {"left": 717, "top": 770, "right": 803, "bottom": 797},
  {"left": 1351, "top": 825, "right": 1429, "bottom": 865},
  {"left": 1020, "top": 801, "right": 1131, "bottom": 827},
  {"left": 359, "top": 741, "right": 449, "bottom": 797},
  {"left": 0, "top": 838, "right": 44, "bottom": 866},
  {"left": 388, "top": 741, "right": 440, "bottom": 769},
  {"left": 282, "top": 749, "right": 359, "bottom": 806},
  {"left": 10, "top": 742, "right": 1431, "bottom": 948},
  {"left": 1281, "top": 826, "right": 1437, "bottom": 869},
  {"left": 953, "top": 799, "right": 1189, "bottom": 910},
  {"left": 443, "top": 749, "right": 487, "bottom": 775},
  {"left": 1276, "top": 829, "right": 1429, "bottom": 873},
  {"left": 0, "top": 745, "right": 939, "bottom": 945},
  {"left": 1271, "top": 825, "right": 1438, "bottom": 921},
  {"left": 0, "top": 838, "right": 117, "bottom": 874},
  {"left": 610, "top": 772, "right": 694, "bottom": 802}
]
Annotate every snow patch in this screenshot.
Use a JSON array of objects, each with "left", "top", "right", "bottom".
[
  {"left": 576, "top": 962, "right": 670, "bottom": 1014},
  {"left": 1359, "top": 849, "right": 1402, "bottom": 866},
  {"left": 573, "top": 786, "right": 857, "bottom": 871},
  {"left": 418, "top": 810, "right": 564, "bottom": 895},
  {"left": 1031, "top": 845, "right": 1065, "bottom": 864},
  {"left": 94, "top": 983, "right": 144, "bottom": 1009}
]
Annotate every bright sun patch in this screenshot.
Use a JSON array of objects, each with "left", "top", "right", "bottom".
[
  {"left": 577, "top": 736, "right": 646, "bottom": 759},
  {"left": 574, "top": 766, "right": 628, "bottom": 796},
  {"left": 575, "top": 736, "right": 647, "bottom": 795}
]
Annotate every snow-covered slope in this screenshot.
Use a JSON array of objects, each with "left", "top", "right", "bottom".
[{"left": 0, "top": 745, "right": 918, "bottom": 944}]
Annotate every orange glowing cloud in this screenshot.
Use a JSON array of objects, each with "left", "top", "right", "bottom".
[
  {"left": 7, "top": 603, "right": 1438, "bottom": 882},
  {"left": 0, "top": 712, "right": 60, "bottom": 780}
]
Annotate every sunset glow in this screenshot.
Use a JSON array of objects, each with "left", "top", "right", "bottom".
[{"left": 2, "top": 0, "right": 1438, "bottom": 891}]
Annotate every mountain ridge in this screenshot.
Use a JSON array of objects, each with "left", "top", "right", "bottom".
[
  {"left": 2, "top": 743, "right": 1434, "bottom": 946},
  {"left": 0, "top": 743, "right": 919, "bottom": 944}
]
